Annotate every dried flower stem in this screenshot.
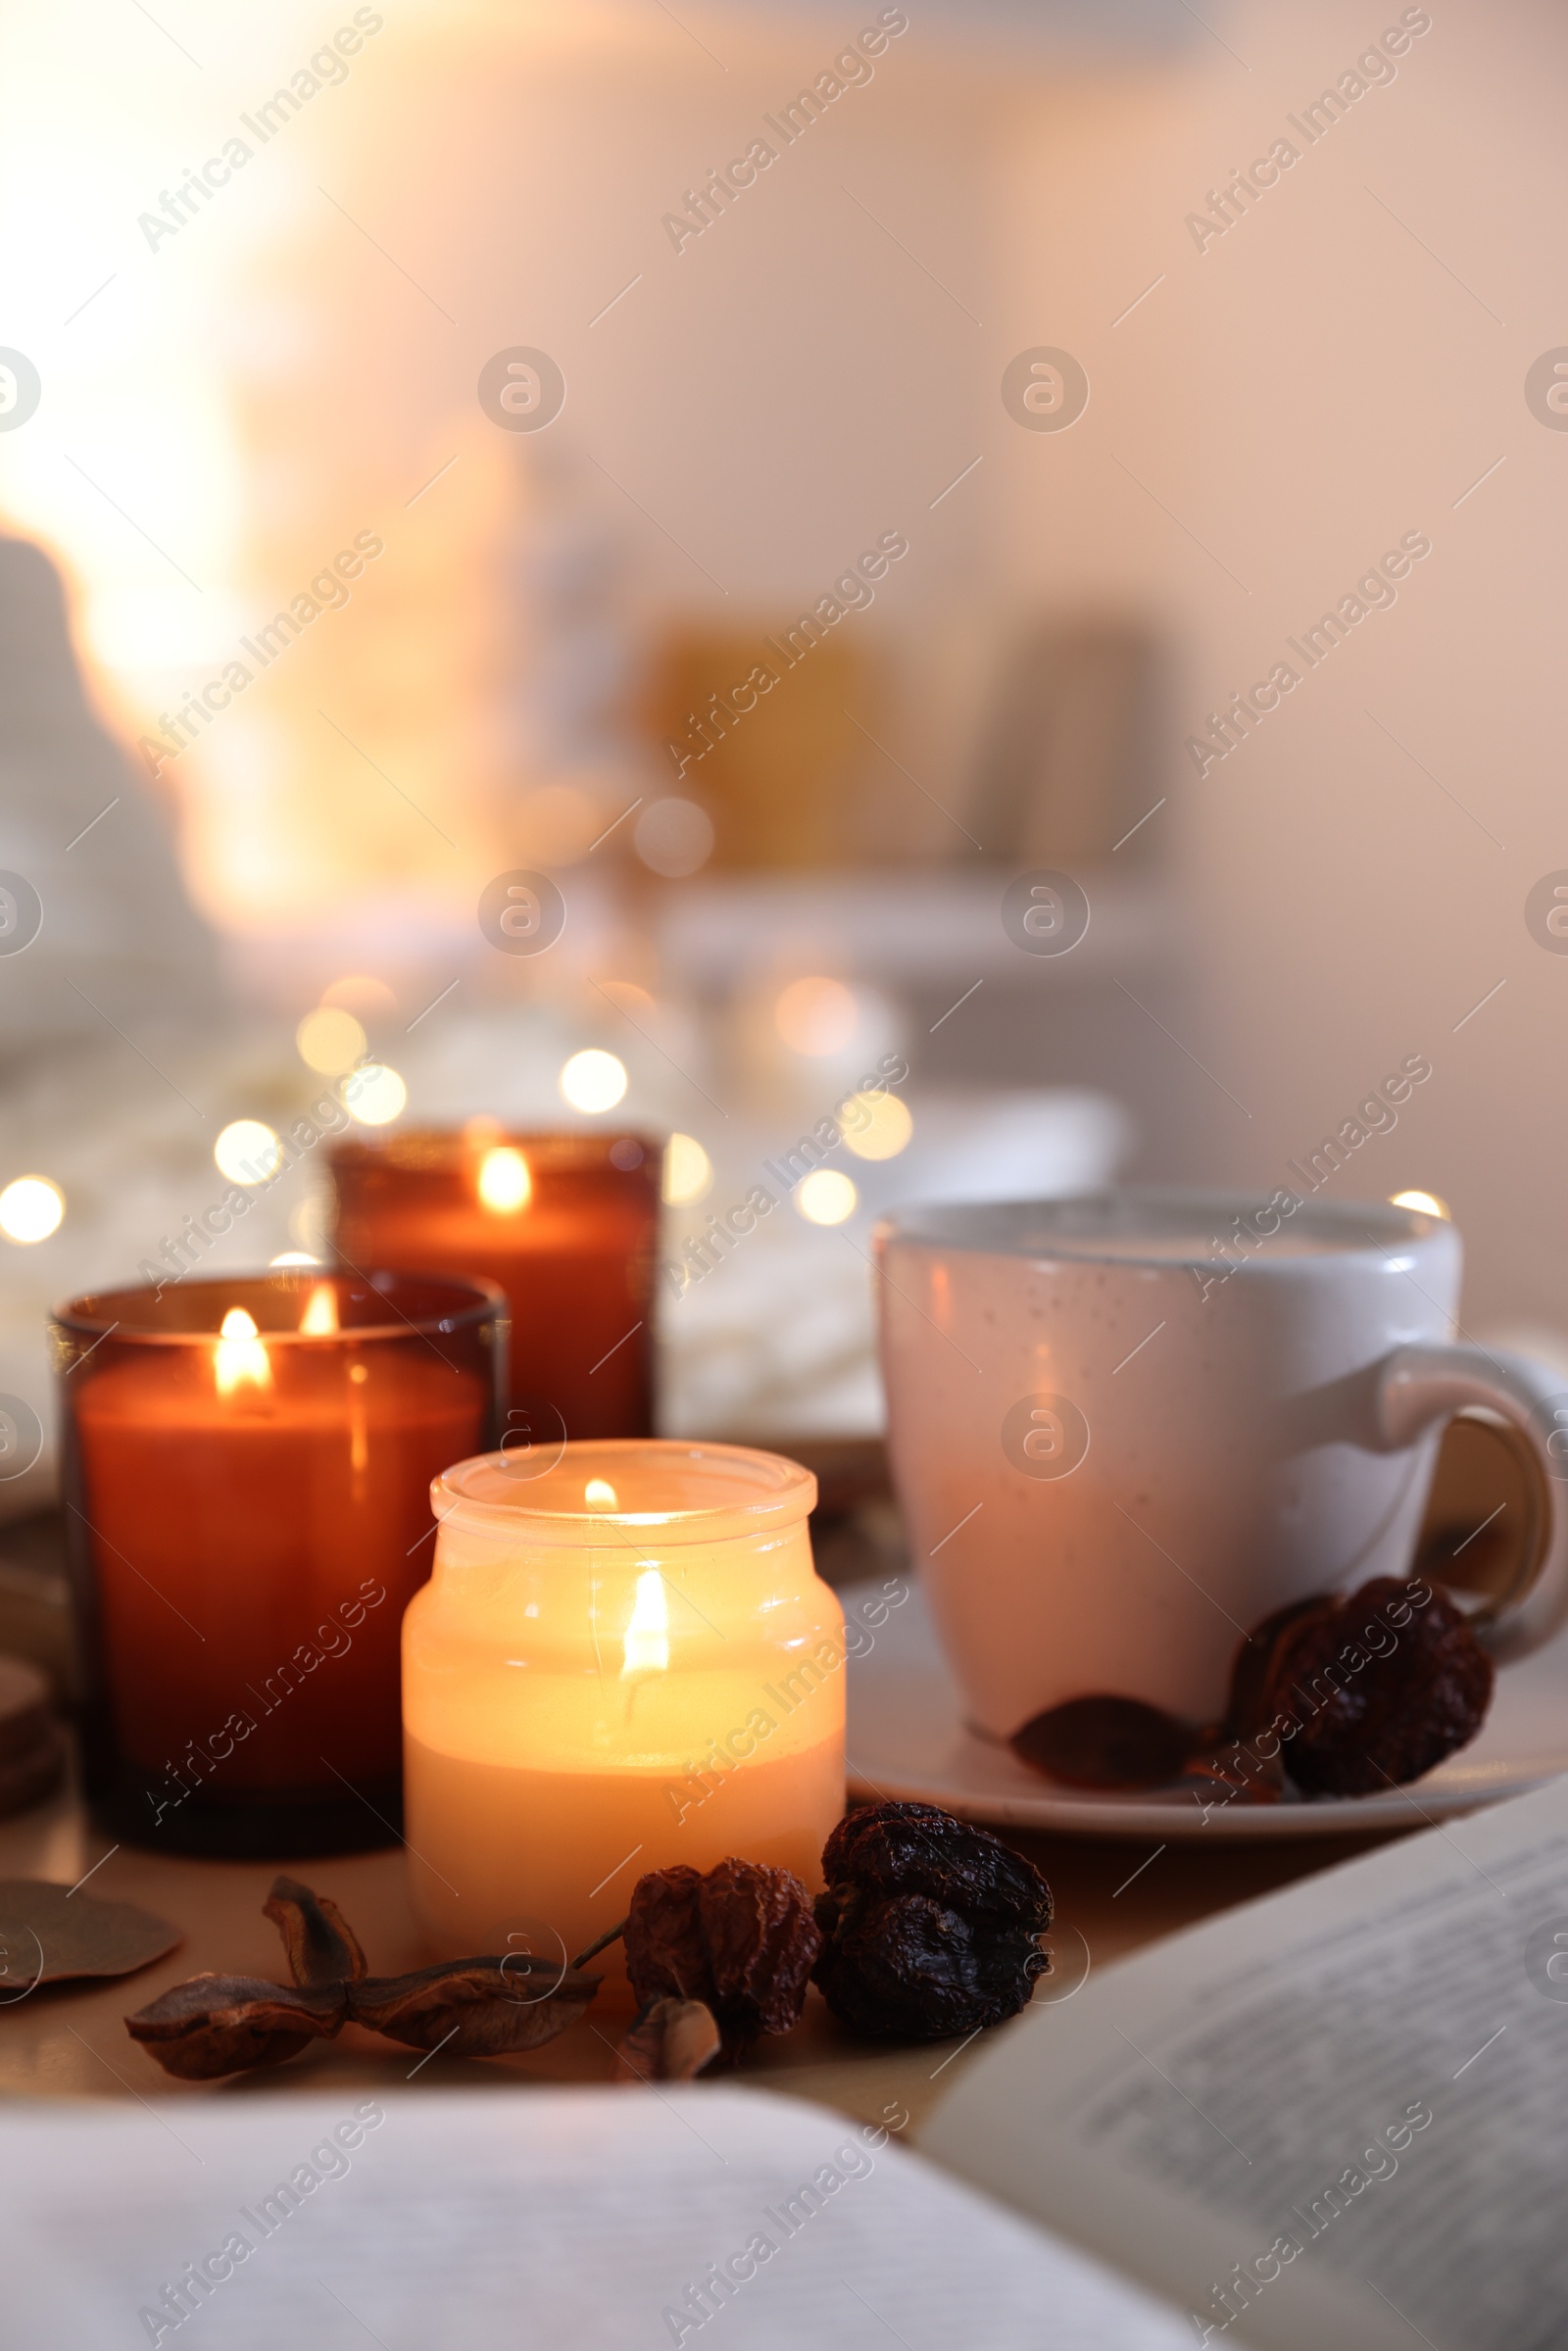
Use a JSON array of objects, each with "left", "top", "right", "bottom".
[{"left": 571, "top": 1917, "right": 629, "bottom": 1970}]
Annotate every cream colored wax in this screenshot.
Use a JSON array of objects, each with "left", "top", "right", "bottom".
[{"left": 403, "top": 1443, "right": 846, "bottom": 1991}]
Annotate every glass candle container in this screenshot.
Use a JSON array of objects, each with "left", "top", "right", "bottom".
[
  {"left": 403, "top": 1441, "right": 845, "bottom": 1983},
  {"left": 329, "top": 1130, "right": 662, "bottom": 1444},
  {"left": 53, "top": 1269, "right": 504, "bottom": 1856}
]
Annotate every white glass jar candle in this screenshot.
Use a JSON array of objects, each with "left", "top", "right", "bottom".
[{"left": 403, "top": 1441, "right": 845, "bottom": 1980}]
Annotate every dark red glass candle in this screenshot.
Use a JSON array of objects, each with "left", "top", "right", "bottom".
[
  {"left": 328, "top": 1131, "right": 662, "bottom": 1444},
  {"left": 54, "top": 1269, "right": 503, "bottom": 1856}
]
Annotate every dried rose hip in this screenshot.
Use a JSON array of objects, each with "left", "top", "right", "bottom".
[
  {"left": 1260, "top": 1575, "right": 1494, "bottom": 1797},
  {"left": 811, "top": 1801, "right": 1052, "bottom": 2042},
  {"left": 623, "top": 1858, "right": 821, "bottom": 2048}
]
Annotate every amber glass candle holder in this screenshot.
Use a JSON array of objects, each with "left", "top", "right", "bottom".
[
  {"left": 403, "top": 1440, "right": 846, "bottom": 1984},
  {"left": 53, "top": 1269, "right": 504, "bottom": 1857},
  {"left": 329, "top": 1129, "right": 662, "bottom": 1445}
]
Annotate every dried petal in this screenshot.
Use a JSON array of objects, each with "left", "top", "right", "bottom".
[
  {"left": 1262, "top": 1575, "right": 1494, "bottom": 1797},
  {"left": 614, "top": 1996, "right": 721, "bottom": 2082},
  {"left": 1, "top": 1879, "right": 180, "bottom": 1988},
  {"left": 1010, "top": 1695, "right": 1196, "bottom": 1789},
  {"left": 125, "top": 1974, "right": 345, "bottom": 2081},
  {"left": 346, "top": 1959, "right": 599, "bottom": 2057},
  {"left": 263, "top": 1875, "right": 368, "bottom": 1988},
  {"left": 624, "top": 1859, "right": 820, "bottom": 2048},
  {"left": 812, "top": 1802, "right": 1053, "bottom": 2043}
]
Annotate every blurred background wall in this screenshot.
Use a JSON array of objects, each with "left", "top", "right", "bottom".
[{"left": 1, "top": 0, "right": 1564, "bottom": 1486}]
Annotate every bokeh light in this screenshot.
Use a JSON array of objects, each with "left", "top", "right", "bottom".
[
  {"left": 634, "top": 798, "right": 715, "bottom": 879},
  {"left": 296, "top": 1006, "right": 368, "bottom": 1075},
  {"left": 0, "top": 1176, "right": 64, "bottom": 1244},
  {"left": 344, "top": 1064, "right": 408, "bottom": 1126},
  {"left": 561, "top": 1050, "right": 628, "bottom": 1113},
  {"left": 842, "top": 1093, "right": 913, "bottom": 1161},
  {"left": 322, "top": 975, "right": 397, "bottom": 1019},
  {"left": 775, "top": 976, "right": 858, "bottom": 1057},
  {"left": 662, "top": 1133, "right": 713, "bottom": 1205},
  {"left": 215, "top": 1120, "right": 282, "bottom": 1185},
  {"left": 796, "top": 1168, "right": 858, "bottom": 1225}
]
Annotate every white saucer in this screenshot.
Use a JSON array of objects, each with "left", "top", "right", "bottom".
[{"left": 843, "top": 1578, "right": 1568, "bottom": 1839}]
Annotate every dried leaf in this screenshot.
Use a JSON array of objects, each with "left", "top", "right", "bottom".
[
  {"left": 264, "top": 1874, "right": 368, "bottom": 1987},
  {"left": 122, "top": 1880, "right": 603, "bottom": 2082},
  {"left": 1010, "top": 1694, "right": 1197, "bottom": 1789},
  {"left": 346, "top": 1958, "right": 600, "bottom": 2057},
  {"left": 125, "top": 1974, "right": 345, "bottom": 2081},
  {"left": 0, "top": 1879, "right": 180, "bottom": 1988},
  {"left": 614, "top": 1996, "right": 721, "bottom": 2082}
]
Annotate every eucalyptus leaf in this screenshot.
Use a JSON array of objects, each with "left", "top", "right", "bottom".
[{"left": 0, "top": 1878, "right": 180, "bottom": 1993}]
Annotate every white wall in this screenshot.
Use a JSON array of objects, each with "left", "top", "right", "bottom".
[
  {"left": 7, "top": 0, "right": 1565, "bottom": 1330},
  {"left": 988, "top": 0, "right": 1568, "bottom": 1328}
]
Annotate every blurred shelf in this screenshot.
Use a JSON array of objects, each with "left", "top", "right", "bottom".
[{"left": 655, "top": 868, "right": 1178, "bottom": 991}]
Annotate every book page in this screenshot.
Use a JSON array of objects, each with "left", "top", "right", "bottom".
[
  {"left": 2, "top": 2080, "right": 1198, "bottom": 2349},
  {"left": 924, "top": 1774, "right": 1568, "bottom": 2351}
]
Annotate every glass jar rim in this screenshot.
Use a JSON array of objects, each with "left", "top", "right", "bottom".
[
  {"left": 52, "top": 1268, "right": 505, "bottom": 1347},
  {"left": 432, "top": 1440, "right": 817, "bottom": 1545},
  {"left": 329, "top": 1128, "right": 661, "bottom": 1173}
]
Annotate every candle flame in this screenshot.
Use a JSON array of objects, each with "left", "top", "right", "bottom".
[
  {"left": 620, "top": 1568, "right": 669, "bottom": 1678},
  {"left": 215, "top": 1305, "right": 271, "bottom": 1396},
  {"left": 299, "top": 1282, "right": 339, "bottom": 1335},
  {"left": 1390, "top": 1189, "right": 1449, "bottom": 1221},
  {"left": 477, "top": 1145, "right": 531, "bottom": 1214},
  {"left": 585, "top": 1477, "right": 618, "bottom": 1510}
]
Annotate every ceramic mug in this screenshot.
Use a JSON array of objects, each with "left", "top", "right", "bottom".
[{"left": 875, "top": 1190, "right": 1568, "bottom": 1734}]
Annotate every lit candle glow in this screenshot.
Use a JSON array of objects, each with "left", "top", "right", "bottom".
[
  {"left": 55, "top": 1273, "right": 502, "bottom": 1853},
  {"left": 477, "top": 1145, "right": 531, "bottom": 1213},
  {"left": 330, "top": 1129, "right": 662, "bottom": 1442},
  {"left": 620, "top": 1568, "right": 670, "bottom": 1678},
  {"left": 403, "top": 1442, "right": 845, "bottom": 1986},
  {"left": 214, "top": 1305, "right": 271, "bottom": 1396},
  {"left": 299, "top": 1282, "right": 340, "bottom": 1335}
]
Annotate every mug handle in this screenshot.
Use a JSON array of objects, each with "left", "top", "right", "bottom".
[{"left": 1379, "top": 1344, "right": 1568, "bottom": 1661}]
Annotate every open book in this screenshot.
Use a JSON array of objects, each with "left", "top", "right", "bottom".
[
  {"left": 5, "top": 2080, "right": 1194, "bottom": 2348},
  {"left": 9, "top": 1778, "right": 1568, "bottom": 2348},
  {"left": 926, "top": 1770, "right": 1568, "bottom": 2350}
]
